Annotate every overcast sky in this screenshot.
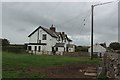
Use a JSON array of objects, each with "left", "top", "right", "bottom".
[{"left": 1, "top": 0, "right": 119, "bottom": 46}]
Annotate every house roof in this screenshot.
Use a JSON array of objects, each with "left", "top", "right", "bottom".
[
  {"left": 55, "top": 32, "right": 61, "bottom": 36},
  {"left": 65, "top": 35, "right": 72, "bottom": 42},
  {"left": 54, "top": 43, "right": 65, "bottom": 47},
  {"left": 42, "top": 27, "right": 58, "bottom": 38},
  {"left": 28, "top": 26, "right": 72, "bottom": 42},
  {"left": 28, "top": 26, "right": 40, "bottom": 37},
  {"left": 28, "top": 26, "right": 58, "bottom": 38},
  {"left": 88, "top": 43, "right": 106, "bottom": 52}
]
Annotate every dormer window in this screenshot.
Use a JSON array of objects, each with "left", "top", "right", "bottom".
[{"left": 42, "top": 34, "right": 47, "bottom": 40}]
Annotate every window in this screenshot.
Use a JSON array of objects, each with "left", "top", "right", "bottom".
[
  {"left": 52, "top": 47, "right": 54, "bottom": 52},
  {"left": 56, "top": 47, "right": 58, "bottom": 51},
  {"left": 34, "top": 46, "right": 37, "bottom": 51},
  {"left": 42, "top": 34, "right": 47, "bottom": 40},
  {"left": 39, "top": 40, "right": 41, "bottom": 43},
  {"left": 28, "top": 46, "right": 31, "bottom": 51},
  {"left": 38, "top": 46, "right": 41, "bottom": 52}
]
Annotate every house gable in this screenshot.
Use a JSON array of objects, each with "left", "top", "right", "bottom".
[
  {"left": 28, "top": 26, "right": 58, "bottom": 38},
  {"left": 28, "top": 26, "right": 72, "bottom": 43},
  {"left": 88, "top": 43, "right": 106, "bottom": 53}
]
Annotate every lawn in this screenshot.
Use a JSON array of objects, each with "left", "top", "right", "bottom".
[{"left": 2, "top": 52, "right": 100, "bottom": 78}]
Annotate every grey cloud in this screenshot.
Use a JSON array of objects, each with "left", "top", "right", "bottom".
[{"left": 2, "top": 2, "right": 118, "bottom": 45}]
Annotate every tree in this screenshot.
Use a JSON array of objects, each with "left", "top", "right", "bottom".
[
  {"left": 75, "top": 46, "right": 89, "bottom": 52},
  {"left": 109, "top": 42, "right": 120, "bottom": 50},
  {"left": 1, "top": 38, "right": 10, "bottom": 46}
]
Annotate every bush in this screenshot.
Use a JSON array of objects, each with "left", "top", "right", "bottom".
[
  {"left": 109, "top": 42, "right": 120, "bottom": 50},
  {"left": 1, "top": 38, "right": 10, "bottom": 46},
  {"left": 75, "top": 46, "right": 89, "bottom": 52}
]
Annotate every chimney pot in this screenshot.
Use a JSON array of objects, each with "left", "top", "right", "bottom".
[
  {"left": 50, "top": 24, "right": 56, "bottom": 32},
  {"left": 62, "top": 32, "right": 65, "bottom": 34}
]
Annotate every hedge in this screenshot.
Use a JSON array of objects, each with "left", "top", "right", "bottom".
[{"left": 2, "top": 45, "right": 26, "bottom": 53}]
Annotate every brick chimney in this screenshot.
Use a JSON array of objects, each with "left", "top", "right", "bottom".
[
  {"left": 50, "top": 24, "right": 56, "bottom": 32},
  {"left": 62, "top": 32, "right": 65, "bottom": 35}
]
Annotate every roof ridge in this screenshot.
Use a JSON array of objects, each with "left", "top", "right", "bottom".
[{"left": 28, "top": 26, "right": 72, "bottom": 42}]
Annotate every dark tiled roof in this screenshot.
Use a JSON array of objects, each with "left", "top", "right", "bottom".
[
  {"left": 54, "top": 43, "right": 65, "bottom": 47},
  {"left": 28, "top": 26, "right": 58, "bottom": 38},
  {"left": 28, "top": 26, "right": 72, "bottom": 42},
  {"left": 42, "top": 27, "right": 58, "bottom": 38},
  {"left": 65, "top": 35, "right": 72, "bottom": 42},
  {"left": 60, "top": 33, "right": 66, "bottom": 41},
  {"left": 55, "top": 32, "right": 61, "bottom": 36}
]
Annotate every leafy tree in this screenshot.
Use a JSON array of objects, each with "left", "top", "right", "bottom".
[
  {"left": 75, "top": 46, "right": 89, "bottom": 52},
  {"left": 0, "top": 38, "right": 10, "bottom": 46},
  {"left": 75, "top": 46, "right": 82, "bottom": 52},
  {"left": 109, "top": 42, "right": 120, "bottom": 50}
]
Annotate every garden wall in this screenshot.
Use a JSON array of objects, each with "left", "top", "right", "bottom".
[{"left": 103, "top": 53, "right": 120, "bottom": 79}]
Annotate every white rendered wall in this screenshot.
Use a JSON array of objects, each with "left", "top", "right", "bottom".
[
  {"left": 29, "top": 28, "right": 57, "bottom": 52},
  {"left": 29, "top": 31, "right": 38, "bottom": 43},
  {"left": 58, "top": 47, "right": 64, "bottom": 51}
]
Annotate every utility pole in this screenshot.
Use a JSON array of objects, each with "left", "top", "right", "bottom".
[
  {"left": 90, "top": 2, "right": 113, "bottom": 60},
  {"left": 91, "top": 5, "right": 94, "bottom": 60}
]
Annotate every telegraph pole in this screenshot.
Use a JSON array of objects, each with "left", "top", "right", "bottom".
[
  {"left": 90, "top": 2, "right": 113, "bottom": 60},
  {"left": 91, "top": 5, "right": 94, "bottom": 60}
]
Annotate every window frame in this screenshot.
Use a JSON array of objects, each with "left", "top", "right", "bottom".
[
  {"left": 42, "top": 34, "right": 47, "bottom": 40},
  {"left": 28, "top": 46, "right": 31, "bottom": 51}
]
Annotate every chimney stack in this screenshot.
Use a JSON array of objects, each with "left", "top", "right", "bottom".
[
  {"left": 50, "top": 24, "right": 56, "bottom": 32},
  {"left": 62, "top": 32, "right": 65, "bottom": 35}
]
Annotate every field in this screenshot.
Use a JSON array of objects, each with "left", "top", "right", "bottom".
[{"left": 2, "top": 52, "right": 100, "bottom": 78}]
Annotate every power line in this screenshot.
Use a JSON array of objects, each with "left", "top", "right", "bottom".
[
  {"left": 56, "top": 14, "right": 82, "bottom": 26},
  {"left": 56, "top": 9, "right": 91, "bottom": 27},
  {"left": 78, "top": 10, "right": 91, "bottom": 34}
]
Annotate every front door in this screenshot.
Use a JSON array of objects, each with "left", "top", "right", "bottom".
[
  {"left": 52, "top": 47, "right": 56, "bottom": 55},
  {"left": 38, "top": 46, "right": 41, "bottom": 52}
]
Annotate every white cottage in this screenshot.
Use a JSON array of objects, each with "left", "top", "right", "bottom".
[
  {"left": 26, "top": 25, "right": 75, "bottom": 55},
  {"left": 88, "top": 43, "right": 106, "bottom": 57}
]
